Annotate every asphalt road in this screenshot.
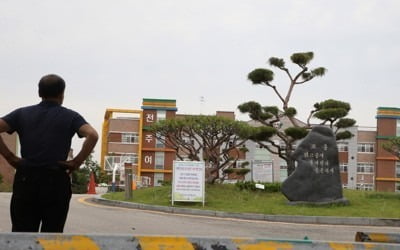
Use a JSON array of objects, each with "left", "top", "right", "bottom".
[{"left": 0, "top": 192, "right": 399, "bottom": 242}]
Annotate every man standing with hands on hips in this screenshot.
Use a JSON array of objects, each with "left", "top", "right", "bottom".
[{"left": 0, "top": 74, "right": 98, "bottom": 232}]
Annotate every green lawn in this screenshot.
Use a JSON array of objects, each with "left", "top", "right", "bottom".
[
  {"left": 102, "top": 184, "right": 400, "bottom": 218},
  {"left": 0, "top": 183, "right": 12, "bottom": 192}
]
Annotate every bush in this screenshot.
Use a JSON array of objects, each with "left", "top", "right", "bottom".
[
  {"left": 235, "top": 181, "right": 281, "bottom": 193},
  {"left": 159, "top": 180, "right": 172, "bottom": 186},
  {"left": 223, "top": 168, "right": 251, "bottom": 176}
]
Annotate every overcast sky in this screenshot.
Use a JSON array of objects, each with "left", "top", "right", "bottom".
[{"left": 1, "top": 0, "right": 399, "bottom": 160}]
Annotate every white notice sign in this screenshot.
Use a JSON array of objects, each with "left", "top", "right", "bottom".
[
  {"left": 252, "top": 160, "right": 273, "bottom": 182},
  {"left": 172, "top": 161, "right": 205, "bottom": 206}
]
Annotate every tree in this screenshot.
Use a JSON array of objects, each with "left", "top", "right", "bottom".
[
  {"left": 382, "top": 137, "right": 400, "bottom": 158},
  {"left": 83, "top": 153, "right": 109, "bottom": 184},
  {"left": 311, "top": 99, "right": 356, "bottom": 140},
  {"left": 71, "top": 168, "right": 90, "bottom": 194},
  {"left": 239, "top": 52, "right": 355, "bottom": 176},
  {"left": 71, "top": 153, "right": 109, "bottom": 193},
  {"left": 149, "top": 115, "right": 269, "bottom": 183}
]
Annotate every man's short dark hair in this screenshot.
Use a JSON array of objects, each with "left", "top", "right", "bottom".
[{"left": 38, "top": 74, "right": 66, "bottom": 98}]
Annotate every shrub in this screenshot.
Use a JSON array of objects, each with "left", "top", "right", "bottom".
[
  {"left": 236, "top": 168, "right": 251, "bottom": 176},
  {"left": 160, "top": 180, "right": 172, "bottom": 186},
  {"left": 223, "top": 168, "right": 251, "bottom": 176}
]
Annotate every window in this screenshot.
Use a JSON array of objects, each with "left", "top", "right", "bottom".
[
  {"left": 357, "top": 143, "right": 374, "bottom": 153},
  {"left": 396, "top": 182, "right": 400, "bottom": 193},
  {"left": 157, "top": 110, "right": 166, "bottom": 121},
  {"left": 235, "top": 160, "right": 247, "bottom": 168},
  {"left": 155, "top": 152, "right": 164, "bottom": 169},
  {"left": 183, "top": 137, "right": 195, "bottom": 146},
  {"left": 339, "top": 163, "right": 348, "bottom": 173},
  {"left": 121, "top": 133, "right": 139, "bottom": 144},
  {"left": 357, "top": 163, "right": 374, "bottom": 173},
  {"left": 337, "top": 142, "right": 348, "bottom": 152},
  {"left": 397, "top": 119, "right": 400, "bottom": 136},
  {"left": 280, "top": 161, "right": 288, "bottom": 182},
  {"left": 125, "top": 154, "right": 138, "bottom": 164},
  {"left": 280, "top": 161, "right": 287, "bottom": 169},
  {"left": 155, "top": 136, "right": 164, "bottom": 148},
  {"left": 154, "top": 173, "right": 164, "bottom": 186},
  {"left": 356, "top": 183, "right": 374, "bottom": 191},
  {"left": 396, "top": 162, "right": 400, "bottom": 178}
]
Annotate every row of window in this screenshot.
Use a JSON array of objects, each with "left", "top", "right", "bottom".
[
  {"left": 356, "top": 183, "right": 374, "bottom": 191},
  {"left": 256, "top": 141, "right": 376, "bottom": 154},
  {"left": 104, "top": 154, "right": 139, "bottom": 169},
  {"left": 340, "top": 161, "right": 400, "bottom": 175},
  {"left": 341, "top": 162, "right": 400, "bottom": 175},
  {"left": 357, "top": 143, "right": 374, "bottom": 153},
  {"left": 339, "top": 163, "right": 375, "bottom": 173},
  {"left": 107, "top": 152, "right": 166, "bottom": 169},
  {"left": 119, "top": 133, "right": 248, "bottom": 150},
  {"left": 357, "top": 163, "right": 374, "bottom": 173},
  {"left": 120, "top": 135, "right": 379, "bottom": 155},
  {"left": 121, "top": 133, "right": 139, "bottom": 144},
  {"left": 337, "top": 142, "right": 375, "bottom": 153},
  {"left": 119, "top": 132, "right": 166, "bottom": 148}
]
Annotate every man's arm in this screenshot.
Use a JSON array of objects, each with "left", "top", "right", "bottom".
[
  {"left": 0, "top": 119, "right": 21, "bottom": 168},
  {"left": 61, "top": 124, "right": 99, "bottom": 173}
]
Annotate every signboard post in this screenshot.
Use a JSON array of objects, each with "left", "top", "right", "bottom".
[{"left": 172, "top": 161, "right": 205, "bottom": 206}]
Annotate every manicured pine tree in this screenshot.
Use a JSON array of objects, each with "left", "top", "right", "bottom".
[{"left": 239, "top": 52, "right": 355, "bottom": 176}]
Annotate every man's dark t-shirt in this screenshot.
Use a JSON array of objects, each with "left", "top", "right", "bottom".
[{"left": 2, "top": 100, "right": 87, "bottom": 168}]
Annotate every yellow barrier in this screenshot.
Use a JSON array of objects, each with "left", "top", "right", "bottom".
[
  {"left": 0, "top": 234, "right": 398, "bottom": 250},
  {"left": 356, "top": 232, "right": 400, "bottom": 244}
]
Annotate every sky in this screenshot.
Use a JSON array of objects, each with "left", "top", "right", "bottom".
[{"left": 1, "top": 0, "right": 399, "bottom": 161}]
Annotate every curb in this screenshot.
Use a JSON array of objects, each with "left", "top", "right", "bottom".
[{"left": 87, "top": 197, "right": 400, "bottom": 227}]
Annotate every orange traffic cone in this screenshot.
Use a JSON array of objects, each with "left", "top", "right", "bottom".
[{"left": 87, "top": 172, "right": 97, "bottom": 194}]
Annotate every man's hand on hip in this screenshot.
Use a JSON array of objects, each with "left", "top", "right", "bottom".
[
  {"left": 6, "top": 154, "right": 22, "bottom": 169},
  {"left": 59, "top": 159, "right": 82, "bottom": 174}
]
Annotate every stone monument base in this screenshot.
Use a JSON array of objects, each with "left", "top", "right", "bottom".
[{"left": 287, "top": 197, "right": 350, "bottom": 206}]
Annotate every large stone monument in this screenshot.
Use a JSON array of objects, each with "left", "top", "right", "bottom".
[{"left": 282, "top": 126, "right": 348, "bottom": 205}]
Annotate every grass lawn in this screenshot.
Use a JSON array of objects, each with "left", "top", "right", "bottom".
[
  {"left": 102, "top": 184, "right": 400, "bottom": 218},
  {"left": 0, "top": 183, "right": 12, "bottom": 192}
]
